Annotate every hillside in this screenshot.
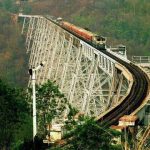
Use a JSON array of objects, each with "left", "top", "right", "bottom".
[
  {"left": 0, "top": 9, "right": 28, "bottom": 86},
  {"left": 29, "top": 0, "right": 150, "bottom": 57},
  {"left": 0, "top": 1, "right": 149, "bottom": 148},
  {"left": 30, "top": 0, "right": 93, "bottom": 17},
  {"left": 0, "top": 0, "right": 150, "bottom": 85}
]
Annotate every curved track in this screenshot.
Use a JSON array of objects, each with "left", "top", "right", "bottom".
[
  {"left": 98, "top": 51, "right": 148, "bottom": 125},
  {"left": 45, "top": 16, "right": 149, "bottom": 126}
]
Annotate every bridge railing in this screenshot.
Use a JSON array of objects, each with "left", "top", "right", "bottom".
[
  {"left": 18, "top": 14, "right": 130, "bottom": 120},
  {"left": 132, "top": 56, "right": 150, "bottom": 64}
]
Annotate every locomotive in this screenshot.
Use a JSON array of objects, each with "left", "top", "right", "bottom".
[{"left": 56, "top": 18, "right": 106, "bottom": 49}]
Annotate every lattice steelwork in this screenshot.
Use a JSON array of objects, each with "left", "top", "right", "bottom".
[{"left": 19, "top": 14, "right": 129, "bottom": 118}]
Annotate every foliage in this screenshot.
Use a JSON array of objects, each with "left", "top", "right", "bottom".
[
  {"left": 66, "top": 119, "right": 121, "bottom": 150},
  {"left": 0, "top": 79, "right": 30, "bottom": 149},
  {"left": 0, "top": 0, "right": 32, "bottom": 14},
  {"left": 49, "top": 106, "right": 122, "bottom": 150},
  {"left": 70, "top": 0, "right": 150, "bottom": 57},
  {"left": 0, "top": 2, "right": 31, "bottom": 86},
  {"left": 1, "top": 0, "right": 19, "bottom": 13},
  {"left": 0, "top": 9, "right": 28, "bottom": 87},
  {"left": 31, "top": 0, "right": 150, "bottom": 57},
  {"left": 0, "top": 0, "right": 149, "bottom": 85},
  {"left": 14, "top": 136, "right": 48, "bottom": 150},
  {"left": 63, "top": 104, "right": 79, "bottom": 132},
  {"left": 23, "top": 3, "right": 32, "bottom": 14},
  {"left": 28, "top": 80, "right": 67, "bottom": 136},
  {"left": 11, "top": 115, "right": 33, "bottom": 149},
  {"left": 51, "top": 116, "right": 122, "bottom": 150}
]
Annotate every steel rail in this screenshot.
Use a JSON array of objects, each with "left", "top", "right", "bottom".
[
  {"left": 45, "top": 16, "right": 149, "bottom": 126},
  {"left": 97, "top": 51, "right": 148, "bottom": 125}
]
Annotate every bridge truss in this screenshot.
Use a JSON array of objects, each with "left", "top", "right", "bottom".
[
  {"left": 20, "top": 14, "right": 129, "bottom": 119},
  {"left": 17, "top": 14, "right": 150, "bottom": 149}
]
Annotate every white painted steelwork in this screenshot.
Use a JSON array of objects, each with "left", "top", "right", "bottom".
[
  {"left": 132, "top": 56, "right": 150, "bottom": 63},
  {"left": 19, "top": 14, "right": 129, "bottom": 119}
]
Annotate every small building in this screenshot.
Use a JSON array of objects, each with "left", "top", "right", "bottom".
[{"left": 119, "top": 115, "right": 138, "bottom": 126}]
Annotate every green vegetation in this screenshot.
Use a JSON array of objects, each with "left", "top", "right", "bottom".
[
  {"left": 30, "top": 0, "right": 150, "bottom": 57},
  {"left": 64, "top": 118, "right": 122, "bottom": 150},
  {"left": 69, "top": 0, "right": 150, "bottom": 57},
  {"left": 0, "top": 2, "right": 33, "bottom": 149},
  {"left": 0, "top": 0, "right": 32, "bottom": 14},
  {"left": 21, "top": 80, "right": 122, "bottom": 150},
  {"left": 0, "top": 78, "right": 123, "bottom": 149},
  {"left": 0, "top": 0, "right": 32, "bottom": 87},
  {"left": 50, "top": 115, "right": 122, "bottom": 150},
  {"left": 1, "top": 0, "right": 19, "bottom": 13},
  {"left": 0, "top": 0, "right": 149, "bottom": 84},
  {"left": 31, "top": 80, "right": 67, "bottom": 137},
  {"left": 0, "top": 9, "right": 28, "bottom": 87},
  {"left": 0, "top": 0, "right": 149, "bottom": 149},
  {"left": 0, "top": 79, "right": 31, "bottom": 149}
]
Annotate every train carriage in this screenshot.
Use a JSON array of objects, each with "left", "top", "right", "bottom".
[{"left": 61, "top": 21, "right": 106, "bottom": 49}]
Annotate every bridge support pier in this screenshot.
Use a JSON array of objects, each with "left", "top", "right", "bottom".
[{"left": 19, "top": 15, "right": 129, "bottom": 122}]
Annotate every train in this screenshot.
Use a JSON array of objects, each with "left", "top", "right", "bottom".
[
  {"left": 45, "top": 16, "right": 149, "bottom": 127},
  {"left": 55, "top": 17, "right": 106, "bottom": 50}
]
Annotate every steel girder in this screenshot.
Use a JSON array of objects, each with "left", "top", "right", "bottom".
[{"left": 20, "top": 15, "right": 129, "bottom": 118}]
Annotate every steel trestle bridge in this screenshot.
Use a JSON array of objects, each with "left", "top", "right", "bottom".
[{"left": 19, "top": 14, "right": 150, "bottom": 128}]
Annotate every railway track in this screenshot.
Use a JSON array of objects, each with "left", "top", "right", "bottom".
[
  {"left": 98, "top": 51, "right": 149, "bottom": 126},
  {"left": 45, "top": 16, "right": 149, "bottom": 126}
]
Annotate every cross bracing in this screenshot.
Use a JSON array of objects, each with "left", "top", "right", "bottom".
[{"left": 20, "top": 15, "right": 129, "bottom": 118}]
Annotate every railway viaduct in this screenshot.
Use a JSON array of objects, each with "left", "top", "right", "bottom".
[{"left": 19, "top": 14, "right": 150, "bottom": 149}]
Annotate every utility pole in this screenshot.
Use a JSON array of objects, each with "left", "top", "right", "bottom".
[{"left": 29, "top": 62, "right": 46, "bottom": 139}]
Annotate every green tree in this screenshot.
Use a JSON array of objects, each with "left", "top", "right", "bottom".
[
  {"left": 0, "top": 79, "right": 29, "bottom": 149},
  {"left": 49, "top": 106, "right": 122, "bottom": 150},
  {"left": 68, "top": 119, "right": 121, "bottom": 150},
  {"left": 1, "top": 0, "right": 19, "bottom": 13},
  {"left": 0, "top": 10, "right": 28, "bottom": 87},
  {"left": 0, "top": 0, "right": 31, "bottom": 13},
  {"left": 32, "top": 80, "right": 67, "bottom": 136},
  {"left": 2, "top": 0, "right": 13, "bottom": 11}
]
